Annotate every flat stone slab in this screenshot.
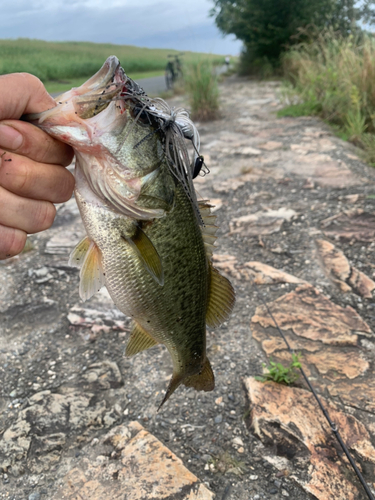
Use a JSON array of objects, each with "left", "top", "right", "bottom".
[
  {"left": 229, "top": 208, "right": 297, "bottom": 236},
  {"left": 321, "top": 209, "right": 375, "bottom": 242},
  {"left": 52, "top": 421, "right": 214, "bottom": 500},
  {"left": 239, "top": 261, "right": 307, "bottom": 285},
  {"left": 251, "top": 285, "right": 374, "bottom": 413},
  {"left": 252, "top": 284, "right": 372, "bottom": 345},
  {"left": 244, "top": 377, "right": 375, "bottom": 500},
  {"left": 316, "top": 239, "right": 375, "bottom": 298},
  {"left": 212, "top": 255, "right": 307, "bottom": 286}
]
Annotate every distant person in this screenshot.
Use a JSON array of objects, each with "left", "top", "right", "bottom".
[
  {"left": 165, "top": 59, "right": 176, "bottom": 89},
  {"left": 225, "top": 56, "right": 230, "bottom": 69},
  {"left": 0, "top": 72, "right": 74, "bottom": 260},
  {"left": 166, "top": 60, "right": 176, "bottom": 80}
]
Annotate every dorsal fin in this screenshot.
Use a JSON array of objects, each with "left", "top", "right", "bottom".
[
  {"left": 78, "top": 241, "right": 106, "bottom": 302},
  {"left": 125, "top": 322, "right": 158, "bottom": 357},
  {"left": 198, "top": 200, "right": 218, "bottom": 258},
  {"left": 206, "top": 264, "right": 236, "bottom": 328}
]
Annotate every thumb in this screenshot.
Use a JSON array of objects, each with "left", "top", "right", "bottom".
[{"left": 0, "top": 73, "right": 57, "bottom": 121}]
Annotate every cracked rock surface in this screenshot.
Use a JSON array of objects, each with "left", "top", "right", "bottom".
[{"left": 1, "top": 76, "right": 375, "bottom": 499}]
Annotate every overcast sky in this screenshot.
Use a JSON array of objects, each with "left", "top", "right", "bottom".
[{"left": 0, "top": 0, "right": 242, "bottom": 55}]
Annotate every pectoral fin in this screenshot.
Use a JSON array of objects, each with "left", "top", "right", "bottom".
[
  {"left": 125, "top": 322, "right": 158, "bottom": 357},
  {"left": 123, "top": 225, "right": 164, "bottom": 286},
  {"left": 139, "top": 167, "right": 175, "bottom": 212},
  {"left": 206, "top": 264, "right": 236, "bottom": 328}
]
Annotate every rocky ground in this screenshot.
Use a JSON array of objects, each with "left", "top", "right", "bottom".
[{"left": 1, "top": 76, "right": 375, "bottom": 500}]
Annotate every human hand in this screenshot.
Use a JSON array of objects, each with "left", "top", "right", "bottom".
[{"left": 0, "top": 73, "right": 74, "bottom": 259}]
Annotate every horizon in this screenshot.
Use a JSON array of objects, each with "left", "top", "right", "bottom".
[
  {"left": 0, "top": 1, "right": 242, "bottom": 56},
  {"left": 0, "top": 37, "right": 236, "bottom": 56}
]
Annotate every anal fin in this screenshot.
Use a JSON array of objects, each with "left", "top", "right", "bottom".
[
  {"left": 123, "top": 225, "right": 164, "bottom": 286},
  {"left": 206, "top": 264, "right": 236, "bottom": 328},
  {"left": 125, "top": 322, "right": 158, "bottom": 357}
]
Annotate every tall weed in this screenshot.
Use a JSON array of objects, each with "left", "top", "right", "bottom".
[
  {"left": 184, "top": 61, "right": 219, "bottom": 121},
  {"left": 281, "top": 30, "right": 375, "bottom": 160}
]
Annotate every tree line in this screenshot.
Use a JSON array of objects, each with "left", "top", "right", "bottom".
[{"left": 211, "top": 0, "right": 375, "bottom": 71}]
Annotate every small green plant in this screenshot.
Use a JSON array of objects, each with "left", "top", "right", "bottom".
[
  {"left": 210, "top": 452, "right": 247, "bottom": 476},
  {"left": 360, "top": 133, "right": 375, "bottom": 165},
  {"left": 345, "top": 108, "right": 367, "bottom": 142},
  {"left": 256, "top": 353, "right": 302, "bottom": 385},
  {"left": 184, "top": 61, "right": 219, "bottom": 121},
  {"left": 277, "top": 101, "right": 321, "bottom": 118}
]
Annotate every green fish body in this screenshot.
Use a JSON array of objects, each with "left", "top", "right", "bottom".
[{"left": 27, "top": 56, "right": 235, "bottom": 407}]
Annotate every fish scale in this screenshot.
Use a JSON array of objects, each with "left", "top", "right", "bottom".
[{"left": 77, "top": 177, "right": 208, "bottom": 362}]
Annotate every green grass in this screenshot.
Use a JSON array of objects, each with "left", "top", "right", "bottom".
[
  {"left": 0, "top": 38, "right": 224, "bottom": 92},
  {"left": 277, "top": 101, "right": 321, "bottom": 118},
  {"left": 281, "top": 30, "right": 375, "bottom": 165}
]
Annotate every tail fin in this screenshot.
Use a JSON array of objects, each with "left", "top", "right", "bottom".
[
  {"left": 157, "top": 358, "right": 215, "bottom": 411},
  {"left": 183, "top": 358, "right": 215, "bottom": 391}
]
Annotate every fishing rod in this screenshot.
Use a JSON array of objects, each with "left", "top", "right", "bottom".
[{"left": 252, "top": 283, "right": 375, "bottom": 500}]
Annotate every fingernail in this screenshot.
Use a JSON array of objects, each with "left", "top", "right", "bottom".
[{"left": 0, "top": 124, "right": 23, "bottom": 150}]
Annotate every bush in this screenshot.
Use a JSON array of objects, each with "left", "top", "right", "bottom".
[
  {"left": 281, "top": 30, "right": 375, "bottom": 163},
  {"left": 237, "top": 48, "right": 277, "bottom": 77},
  {"left": 184, "top": 61, "right": 219, "bottom": 121}
]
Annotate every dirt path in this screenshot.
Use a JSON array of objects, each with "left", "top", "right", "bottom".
[{"left": 1, "top": 76, "right": 375, "bottom": 500}]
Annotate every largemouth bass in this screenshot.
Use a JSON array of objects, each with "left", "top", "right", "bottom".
[{"left": 27, "top": 56, "right": 235, "bottom": 408}]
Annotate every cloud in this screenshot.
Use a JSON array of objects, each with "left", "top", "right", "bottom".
[{"left": 0, "top": 0, "right": 242, "bottom": 54}]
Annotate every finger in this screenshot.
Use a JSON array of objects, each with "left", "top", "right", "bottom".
[
  {"left": 0, "top": 73, "right": 57, "bottom": 120},
  {"left": 0, "top": 224, "right": 27, "bottom": 259},
  {"left": 0, "top": 120, "right": 74, "bottom": 166},
  {"left": 0, "top": 186, "right": 56, "bottom": 234},
  {"left": 0, "top": 150, "right": 75, "bottom": 203}
]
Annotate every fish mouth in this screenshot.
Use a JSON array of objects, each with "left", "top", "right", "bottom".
[
  {"left": 71, "top": 56, "right": 127, "bottom": 119},
  {"left": 81, "top": 55, "right": 124, "bottom": 92},
  {"left": 25, "top": 56, "right": 128, "bottom": 124}
]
